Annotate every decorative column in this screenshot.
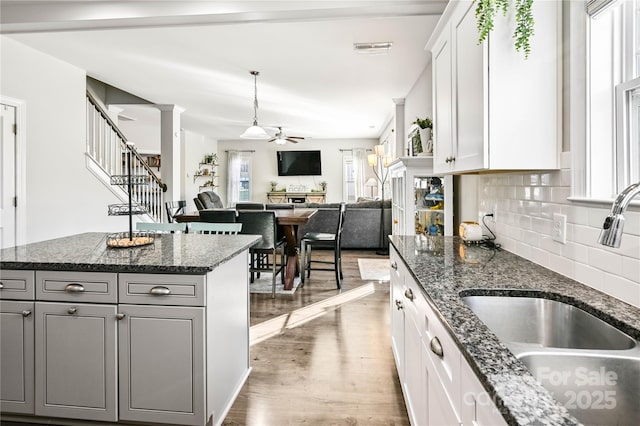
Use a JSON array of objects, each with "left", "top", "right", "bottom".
[
  {"left": 392, "top": 98, "right": 405, "bottom": 158},
  {"left": 158, "top": 105, "right": 185, "bottom": 202}
]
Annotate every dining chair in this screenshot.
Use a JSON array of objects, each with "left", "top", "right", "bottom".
[
  {"left": 237, "top": 211, "right": 286, "bottom": 298},
  {"left": 199, "top": 209, "right": 237, "bottom": 223},
  {"left": 235, "top": 202, "right": 266, "bottom": 210},
  {"left": 266, "top": 203, "right": 294, "bottom": 210},
  {"left": 165, "top": 200, "right": 186, "bottom": 223},
  {"left": 136, "top": 222, "right": 187, "bottom": 233},
  {"left": 300, "top": 202, "right": 346, "bottom": 289},
  {"left": 190, "top": 222, "right": 242, "bottom": 235}
]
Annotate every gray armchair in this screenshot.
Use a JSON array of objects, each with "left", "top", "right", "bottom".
[{"left": 197, "top": 191, "right": 224, "bottom": 209}]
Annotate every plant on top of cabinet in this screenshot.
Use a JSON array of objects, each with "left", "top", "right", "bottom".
[
  {"left": 475, "top": 0, "right": 535, "bottom": 57},
  {"left": 413, "top": 117, "right": 433, "bottom": 130}
]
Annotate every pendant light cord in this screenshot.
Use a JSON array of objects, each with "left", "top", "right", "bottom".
[{"left": 251, "top": 70, "right": 259, "bottom": 125}]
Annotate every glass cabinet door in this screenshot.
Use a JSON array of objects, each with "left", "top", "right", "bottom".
[{"left": 414, "top": 176, "right": 445, "bottom": 235}]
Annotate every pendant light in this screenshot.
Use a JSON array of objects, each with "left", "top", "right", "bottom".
[{"left": 240, "top": 70, "right": 270, "bottom": 139}]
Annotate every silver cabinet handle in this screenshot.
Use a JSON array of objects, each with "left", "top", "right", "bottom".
[
  {"left": 22, "top": 310, "right": 32, "bottom": 317},
  {"left": 65, "top": 283, "right": 85, "bottom": 293},
  {"left": 150, "top": 286, "right": 171, "bottom": 296},
  {"left": 116, "top": 313, "right": 126, "bottom": 320},
  {"left": 430, "top": 336, "right": 444, "bottom": 358},
  {"left": 67, "top": 307, "right": 77, "bottom": 315},
  {"left": 404, "top": 288, "right": 414, "bottom": 301},
  {"left": 0, "top": 282, "right": 4, "bottom": 289},
  {"left": 390, "top": 261, "right": 397, "bottom": 270},
  {"left": 395, "top": 300, "right": 404, "bottom": 310}
]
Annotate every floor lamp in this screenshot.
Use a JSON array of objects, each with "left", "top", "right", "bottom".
[{"left": 368, "top": 145, "right": 391, "bottom": 256}]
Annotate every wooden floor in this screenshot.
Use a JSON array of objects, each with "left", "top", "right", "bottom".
[{"left": 223, "top": 249, "right": 409, "bottom": 426}]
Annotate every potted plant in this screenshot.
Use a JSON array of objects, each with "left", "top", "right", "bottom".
[
  {"left": 270, "top": 181, "right": 278, "bottom": 192},
  {"left": 413, "top": 117, "right": 433, "bottom": 155},
  {"left": 319, "top": 181, "right": 327, "bottom": 192}
]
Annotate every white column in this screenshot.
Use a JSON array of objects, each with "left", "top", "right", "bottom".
[
  {"left": 392, "top": 98, "right": 405, "bottom": 158},
  {"left": 158, "top": 105, "right": 185, "bottom": 202}
]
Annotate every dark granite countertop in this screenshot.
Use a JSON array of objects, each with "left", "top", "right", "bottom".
[
  {"left": 389, "top": 235, "right": 640, "bottom": 426},
  {"left": 0, "top": 232, "right": 260, "bottom": 274}
]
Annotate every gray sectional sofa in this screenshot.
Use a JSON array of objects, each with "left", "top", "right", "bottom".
[{"left": 296, "top": 200, "right": 392, "bottom": 249}]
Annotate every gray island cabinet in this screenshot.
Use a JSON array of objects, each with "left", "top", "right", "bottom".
[{"left": 0, "top": 232, "right": 260, "bottom": 426}]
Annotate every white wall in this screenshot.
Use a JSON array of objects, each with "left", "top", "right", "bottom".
[
  {"left": 117, "top": 106, "right": 161, "bottom": 154},
  {"left": 216, "top": 138, "right": 378, "bottom": 205},
  {"left": 1, "top": 36, "right": 128, "bottom": 243},
  {"left": 404, "top": 64, "right": 432, "bottom": 142},
  {"left": 181, "top": 130, "right": 218, "bottom": 211}
]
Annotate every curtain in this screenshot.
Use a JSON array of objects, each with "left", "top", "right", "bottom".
[
  {"left": 352, "top": 148, "right": 367, "bottom": 200},
  {"left": 226, "top": 150, "right": 252, "bottom": 206}
]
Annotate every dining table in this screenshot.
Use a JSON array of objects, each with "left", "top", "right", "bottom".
[{"left": 174, "top": 208, "right": 317, "bottom": 290}]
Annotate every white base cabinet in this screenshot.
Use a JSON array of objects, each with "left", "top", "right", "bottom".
[{"left": 390, "top": 247, "right": 506, "bottom": 425}]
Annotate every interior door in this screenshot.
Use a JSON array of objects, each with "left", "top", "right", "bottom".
[{"left": 0, "top": 104, "right": 17, "bottom": 249}]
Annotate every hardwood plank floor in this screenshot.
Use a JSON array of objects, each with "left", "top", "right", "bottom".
[{"left": 223, "top": 249, "right": 409, "bottom": 425}]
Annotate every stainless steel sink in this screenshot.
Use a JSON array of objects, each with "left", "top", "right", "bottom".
[
  {"left": 517, "top": 352, "right": 640, "bottom": 425},
  {"left": 461, "top": 295, "right": 636, "bottom": 350}
]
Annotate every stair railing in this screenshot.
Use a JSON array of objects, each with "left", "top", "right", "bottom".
[{"left": 85, "top": 91, "right": 167, "bottom": 222}]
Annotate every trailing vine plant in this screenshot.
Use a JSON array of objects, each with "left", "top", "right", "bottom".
[{"left": 475, "top": 0, "right": 535, "bottom": 58}]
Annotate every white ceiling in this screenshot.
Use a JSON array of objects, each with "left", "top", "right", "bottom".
[{"left": 1, "top": 1, "right": 445, "bottom": 140}]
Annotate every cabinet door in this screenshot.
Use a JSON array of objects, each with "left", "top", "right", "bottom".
[
  {"left": 0, "top": 301, "right": 34, "bottom": 414},
  {"left": 425, "top": 339, "right": 462, "bottom": 426},
  {"left": 118, "top": 304, "right": 205, "bottom": 426},
  {"left": 404, "top": 307, "right": 426, "bottom": 426},
  {"left": 389, "top": 253, "right": 405, "bottom": 382},
  {"left": 460, "top": 359, "right": 507, "bottom": 426},
  {"left": 34, "top": 302, "right": 117, "bottom": 421},
  {"left": 432, "top": 25, "right": 454, "bottom": 174},
  {"left": 452, "top": 0, "right": 486, "bottom": 172}
]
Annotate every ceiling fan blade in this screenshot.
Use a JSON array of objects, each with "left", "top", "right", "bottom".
[
  {"left": 288, "top": 136, "right": 305, "bottom": 139},
  {"left": 286, "top": 138, "right": 299, "bottom": 143}
]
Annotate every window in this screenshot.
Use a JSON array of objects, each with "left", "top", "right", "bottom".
[
  {"left": 584, "top": 0, "right": 639, "bottom": 199},
  {"left": 226, "top": 151, "right": 253, "bottom": 206}
]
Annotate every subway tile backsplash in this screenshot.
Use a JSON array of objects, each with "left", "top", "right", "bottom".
[{"left": 478, "top": 169, "right": 640, "bottom": 308}]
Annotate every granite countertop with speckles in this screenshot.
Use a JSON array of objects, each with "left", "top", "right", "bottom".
[
  {"left": 389, "top": 235, "right": 640, "bottom": 426},
  {"left": 0, "top": 232, "right": 260, "bottom": 274}
]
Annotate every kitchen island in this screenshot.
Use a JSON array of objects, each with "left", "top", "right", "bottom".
[
  {"left": 0, "top": 232, "right": 260, "bottom": 426},
  {"left": 389, "top": 235, "right": 640, "bottom": 426}
]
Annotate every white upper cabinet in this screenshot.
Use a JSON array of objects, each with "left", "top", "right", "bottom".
[{"left": 427, "top": 0, "right": 561, "bottom": 174}]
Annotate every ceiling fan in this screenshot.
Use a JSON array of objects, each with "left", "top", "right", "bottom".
[{"left": 267, "top": 127, "right": 305, "bottom": 145}]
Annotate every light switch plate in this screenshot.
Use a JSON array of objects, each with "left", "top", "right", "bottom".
[{"left": 552, "top": 213, "right": 567, "bottom": 244}]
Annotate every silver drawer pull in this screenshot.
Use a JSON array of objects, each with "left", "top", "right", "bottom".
[
  {"left": 65, "top": 283, "right": 85, "bottom": 293},
  {"left": 116, "top": 313, "right": 126, "bottom": 320},
  {"left": 150, "top": 286, "right": 171, "bottom": 296},
  {"left": 0, "top": 282, "right": 4, "bottom": 289},
  {"left": 395, "top": 299, "right": 403, "bottom": 310},
  {"left": 390, "top": 261, "right": 397, "bottom": 270},
  {"left": 404, "top": 288, "right": 414, "bottom": 301},
  {"left": 67, "top": 307, "right": 77, "bottom": 315},
  {"left": 22, "top": 310, "right": 32, "bottom": 317},
  {"left": 430, "top": 336, "right": 444, "bottom": 358}
]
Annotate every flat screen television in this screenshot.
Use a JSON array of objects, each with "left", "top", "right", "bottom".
[{"left": 277, "top": 150, "right": 322, "bottom": 176}]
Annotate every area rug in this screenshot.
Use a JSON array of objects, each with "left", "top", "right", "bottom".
[
  {"left": 357, "top": 258, "right": 390, "bottom": 281},
  {"left": 249, "top": 274, "right": 300, "bottom": 295}
]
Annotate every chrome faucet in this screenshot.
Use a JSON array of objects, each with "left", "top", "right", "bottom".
[{"left": 598, "top": 181, "right": 640, "bottom": 247}]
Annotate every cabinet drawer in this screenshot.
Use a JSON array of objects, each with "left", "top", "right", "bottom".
[
  {"left": 423, "top": 298, "right": 461, "bottom": 416},
  {"left": 119, "top": 274, "right": 205, "bottom": 306},
  {"left": 36, "top": 271, "right": 117, "bottom": 303},
  {"left": 0, "top": 270, "right": 35, "bottom": 300}
]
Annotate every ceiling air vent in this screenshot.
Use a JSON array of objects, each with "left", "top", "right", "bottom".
[{"left": 353, "top": 42, "right": 393, "bottom": 55}]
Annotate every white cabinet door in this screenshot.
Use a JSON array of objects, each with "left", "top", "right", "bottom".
[
  {"left": 34, "top": 302, "right": 117, "bottom": 422},
  {"left": 432, "top": 25, "right": 454, "bottom": 174},
  {"left": 452, "top": 0, "right": 486, "bottom": 172},
  {"left": 118, "top": 304, "right": 205, "bottom": 426},
  {"left": 404, "top": 305, "right": 427, "bottom": 425},
  {"left": 390, "top": 256, "right": 405, "bottom": 382},
  {"left": 460, "top": 358, "right": 507, "bottom": 426},
  {"left": 0, "top": 300, "right": 34, "bottom": 414},
  {"left": 425, "top": 339, "right": 462, "bottom": 426}
]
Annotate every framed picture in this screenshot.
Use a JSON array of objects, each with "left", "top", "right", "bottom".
[{"left": 408, "top": 125, "right": 422, "bottom": 156}]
